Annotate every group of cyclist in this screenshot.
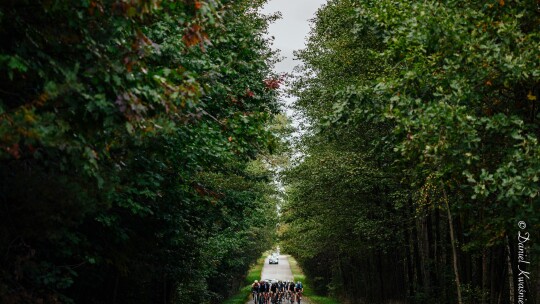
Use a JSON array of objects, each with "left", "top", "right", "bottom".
[{"left": 251, "top": 279, "right": 303, "bottom": 304}]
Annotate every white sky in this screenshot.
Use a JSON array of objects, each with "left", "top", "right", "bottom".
[
  {"left": 261, "top": 0, "right": 327, "bottom": 75},
  {"left": 259, "top": 0, "right": 327, "bottom": 194},
  {"left": 260, "top": 1, "right": 327, "bottom": 172},
  {"left": 260, "top": 0, "right": 327, "bottom": 132}
]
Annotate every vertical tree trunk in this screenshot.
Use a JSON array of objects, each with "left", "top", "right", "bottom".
[
  {"left": 482, "top": 250, "right": 488, "bottom": 304},
  {"left": 495, "top": 246, "right": 506, "bottom": 304},
  {"left": 377, "top": 254, "right": 384, "bottom": 302},
  {"left": 413, "top": 219, "right": 424, "bottom": 291},
  {"left": 423, "top": 215, "right": 432, "bottom": 295},
  {"left": 427, "top": 213, "right": 437, "bottom": 293},
  {"left": 491, "top": 249, "right": 497, "bottom": 304},
  {"left": 506, "top": 236, "right": 515, "bottom": 304},
  {"left": 536, "top": 260, "right": 540, "bottom": 304},
  {"left": 498, "top": 257, "right": 505, "bottom": 304},
  {"left": 113, "top": 274, "right": 119, "bottom": 304},
  {"left": 164, "top": 273, "right": 167, "bottom": 304},
  {"left": 442, "top": 183, "right": 463, "bottom": 304},
  {"left": 418, "top": 216, "right": 429, "bottom": 295},
  {"left": 458, "top": 214, "right": 471, "bottom": 285},
  {"left": 406, "top": 195, "right": 418, "bottom": 298},
  {"left": 437, "top": 208, "right": 448, "bottom": 300},
  {"left": 405, "top": 231, "right": 415, "bottom": 298},
  {"left": 406, "top": 231, "right": 414, "bottom": 296}
]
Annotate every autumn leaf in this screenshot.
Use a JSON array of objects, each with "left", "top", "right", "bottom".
[{"left": 182, "top": 24, "right": 209, "bottom": 50}]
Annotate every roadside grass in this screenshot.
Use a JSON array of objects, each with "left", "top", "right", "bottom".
[
  {"left": 287, "top": 256, "right": 341, "bottom": 304},
  {"left": 223, "top": 255, "right": 266, "bottom": 304}
]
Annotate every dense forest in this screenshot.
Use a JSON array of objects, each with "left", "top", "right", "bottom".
[
  {"left": 0, "top": 0, "right": 281, "bottom": 303},
  {"left": 281, "top": 1, "right": 539, "bottom": 304},
  {"left": 2, "top": 0, "right": 540, "bottom": 303}
]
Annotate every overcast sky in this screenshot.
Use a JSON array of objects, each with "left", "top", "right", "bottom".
[
  {"left": 260, "top": 0, "right": 327, "bottom": 76},
  {"left": 259, "top": 1, "right": 327, "bottom": 181}
]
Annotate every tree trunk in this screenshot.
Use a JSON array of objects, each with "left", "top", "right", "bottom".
[
  {"left": 506, "top": 236, "right": 515, "bottom": 304},
  {"left": 405, "top": 231, "right": 415, "bottom": 298},
  {"left": 491, "top": 249, "right": 497, "bottom": 304},
  {"left": 164, "top": 273, "right": 167, "bottom": 304},
  {"left": 482, "top": 250, "right": 488, "bottom": 304},
  {"left": 413, "top": 219, "right": 424, "bottom": 291},
  {"left": 442, "top": 183, "right": 463, "bottom": 304},
  {"left": 423, "top": 215, "right": 432, "bottom": 295},
  {"left": 536, "top": 260, "right": 540, "bottom": 304},
  {"left": 113, "top": 273, "right": 119, "bottom": 304}
]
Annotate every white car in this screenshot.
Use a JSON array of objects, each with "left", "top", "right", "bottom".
[{"left": 269, "top": 256, "right": 279, "bottom": 264}]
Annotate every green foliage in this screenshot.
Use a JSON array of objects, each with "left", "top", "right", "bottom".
[
  {"left": 223, "top": 255, "right": 265, "bottom": 304},
  {"left": 283, "top": 0, "right": 539, "bottom": 303},
  {"left": 0, "top": 0, "right": 280, "bottom": 303},
  {"left": 287, "top": 256, "right": 341, "bottom": 304}
]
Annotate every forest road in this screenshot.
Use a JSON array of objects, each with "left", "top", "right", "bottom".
[
  {"left": 261, "top": 254, "right": 293, "bottom": 281},
  {"left": 246, "top": 254, "right": 309, "bottom": 304}
]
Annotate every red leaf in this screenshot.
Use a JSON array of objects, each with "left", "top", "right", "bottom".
[{"left": 5, "top": 143, "right": 20, "bottom": 159}]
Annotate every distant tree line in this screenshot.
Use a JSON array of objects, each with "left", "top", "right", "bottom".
[
  {"left": 282, "top": 1, "right": 539, "bottom": 303},
  {"left": 0, "top": 0, "right": 281, "bottom": 303}
]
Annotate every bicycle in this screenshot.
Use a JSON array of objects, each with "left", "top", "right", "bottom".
[
  {"left": 294, "top": 291, "right": 302, "bottom": 304},
  {"left": 285, "top": 291, "right": 294, "bottom": 304},
  {"left": 279, "top": 291, "right": 286, "bottom": 304},
  {"left": 252, "top": 291, "right": 258, "bottom": 304},
  {"left": 259, "top": 292, "right": 268, "bottom": 304},
  {"left": 271, "top": 292, "right": 282, "bottom": 304}
]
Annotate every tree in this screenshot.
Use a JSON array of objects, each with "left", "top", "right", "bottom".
[
  {"left": 283, "top": 0, "right": 539, "bottom": 303},
  {"left": 0, "top": 0, "right": 281, "bottom": 303}
]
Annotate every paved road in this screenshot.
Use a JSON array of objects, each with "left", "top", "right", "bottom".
[
  {"left": 247, "top": 254, "right": 309, "bottom": 304},
  {"left": 261, "top": 254, "right": 294, "bottom": 281}
]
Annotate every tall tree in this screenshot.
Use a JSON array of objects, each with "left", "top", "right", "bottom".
[
  {"left": 283, "top": 0, "right": 539, "bottom": 303},
  {"left": 0, "top": 0, "right": 281, "bottom": 303}
]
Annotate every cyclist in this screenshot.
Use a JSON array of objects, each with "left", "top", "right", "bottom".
[
  {"left": 277, "top": 280, "right": 285, "bottom": 303},
  {"left": 277, "top": 281, "right": 284, "bottom": 303},
  {"left": 252, "top": 280, "right": 260, "bottom": 303},
  {"left": 294, "top": 281, "right": 303, "bottom": 304},
  {"left": 251, "top": 280, "right": 259, "bottom": 303},
  {"left": 258, "top": 280, "right": 264, "bottom": 304},
  {"left": 287, "top": 280, "right": 295, "bottom": 299},
  {"left": 260, "top": 280, "right": 269, "bottom": 304},
  {"left": 270, "top": 280, "right": 278, "bottom": 302}
]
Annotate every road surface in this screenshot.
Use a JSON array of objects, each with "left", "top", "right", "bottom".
[
  {"left": 247, "top": 254, "right": 309, "bottom": 304},
  {"left": 261, "top": 254, "right": 294, "bottom": 281}
]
